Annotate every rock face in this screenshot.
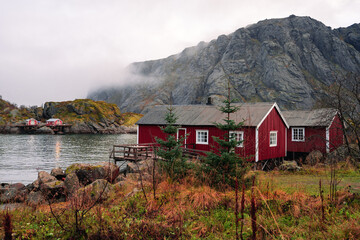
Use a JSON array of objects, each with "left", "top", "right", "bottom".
[
  {"left": 0, "top": 162, "right": 122, "bottom": 205},
  {"left": 88, "top": 16, "right": 360, "bottom": 113},
  {"left": 0, "top": 98, "right": 142, "bottom": 134}
]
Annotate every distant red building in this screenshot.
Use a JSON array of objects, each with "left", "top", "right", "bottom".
[
  {"left": 25, "top": 118, "right": 39, "bottom": 126},
  {"left": 136, "top": 103, "right": 289, "bottom": 162},
  {"left": 46, "top": 118, "right": 63, "bottom": 126},
  {"left": 283, "top": 109, "right": 343, "bottom": 154}
]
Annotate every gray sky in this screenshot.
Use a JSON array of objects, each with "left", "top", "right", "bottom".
[{"left": 0, "top": 0, "right": 359, "bottom": 107}]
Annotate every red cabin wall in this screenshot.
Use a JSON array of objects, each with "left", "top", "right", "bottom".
[
  {"left": 138, "top": 125, "right": 256, "bottom": 160},
  {"left": 329, "top": 114, "right": 344, "bottom": 152},
  {"left": 287, "top": 127, "right": 326, "bottom": 153},
  {"left": 257, "top": 108, "right": 287, "bottom": 161}
]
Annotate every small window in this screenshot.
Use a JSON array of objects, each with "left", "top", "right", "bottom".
[
  {"left": 230, "top": 131, "right": 244, "bottom": 147},
  {"left": 292, "top": 128, "right": 305, "bottom": 141},
  {"left": 196, "top": 130, "right": 208, "bottom": 144},
  {"left": 269, "top": 131, "right": 277, "bottom": 147}
]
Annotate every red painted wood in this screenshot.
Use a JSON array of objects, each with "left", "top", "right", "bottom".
[
  {"left": 329, "top": 114, "right": 344, "bottom": 152},
  {"left": 257, "top": 108, "right": 287, "bottom": 161},
  {"left": 287, "top": 114, "right": 343, "bottom": 154},
  {"left": 287, "top": 127, "right": 326, "bottom": 153},
  {"left": 138, "top": 107, "right": 289, "bottom": 161}
]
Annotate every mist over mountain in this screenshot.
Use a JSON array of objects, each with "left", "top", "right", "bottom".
[{"left": 88, "top": 15, "right": 360, "bottom": 113}]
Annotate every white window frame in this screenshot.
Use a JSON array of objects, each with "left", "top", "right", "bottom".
[
  {"left": 292, "top": 127, "right": 305, "bottom": 142},
  {"left": 177, "top": 128, "right": 187, "bottom": 145},
  {"left": 196, "top": 130, "right": 209, "bottom": 145},
  {"left": 230, "top": 131, "right": 244, "bottom": 147},
  {"left": 269, "top": 131, "right": 277, "bottom": 147}
]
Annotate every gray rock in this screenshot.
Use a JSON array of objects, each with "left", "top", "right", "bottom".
[
  {"left": 43, "top": 102, "right": 59, "bottom": 119},
  {"left": 26, "top": 191, "right": 44, "bottom": 206},
  {"left": 78, "top": 179, "right": 112, "bottom": 202},
  {"left": 10, "top": 109, "right": 20, "bottom": 117},
  {"left": 51, "top": 167, "right": 66, "bottom": 180},
  {"left": 279, "top": 160, "right": 302, "bottom": 171},
  {"left": 0, "top": 183, "right": 28, "bottom": 203},
  {"left": 98, "top": 162, "right": 120, "bottom": 183},
  {"left": 88, "top": 16, "right": 360, "bottom": 113},
  {"left": 65, "top": 163, "right": 106, "bottom": 186},
  {"left": 305, "top": 150, "right": 323, "bottom": 166},
  {"left": 40, "top": 180, "right": 65, "bottom": 201},
  {"left": 35, "top": 126, "right": 54, "bottom": 134},
  {"left": 64, "top": 173, "right": 81, "bottom": 196},
  {"left": 33, "top": 171, "right": 57, "bottom": 189}
]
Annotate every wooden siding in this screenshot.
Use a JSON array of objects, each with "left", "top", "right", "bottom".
[
  {"left": 138, "top": 125, "right": 257, "bottom": 160},
  {"left": 329, "top": 114, "right": 344, "bottom": 151},
  {"left": 287, "top": 127, "right": 326, "bottom": 153},
  {"left": 257, "top": 108, "right": 287, "bottom": 161}
]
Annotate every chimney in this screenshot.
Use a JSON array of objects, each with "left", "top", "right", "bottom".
[{"left": 206, "top": 97, "right": 212, "bottom": 105}]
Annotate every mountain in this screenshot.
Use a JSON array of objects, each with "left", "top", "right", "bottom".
[{"left": 88, "top": 15, "right": 360, "bottom": 113}]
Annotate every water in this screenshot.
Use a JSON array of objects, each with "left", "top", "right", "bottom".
[{"left": 0, "top": 134, "right": 136, "bottom": 184}]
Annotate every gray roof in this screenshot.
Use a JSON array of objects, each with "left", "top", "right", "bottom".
[
  {"left": 136, "top": 102, "right": 288, "bottom": 127},
  {"left": 282, "top": 109, "right": 338, "bottom": 127}
]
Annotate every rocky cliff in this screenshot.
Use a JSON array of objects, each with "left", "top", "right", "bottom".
[
  {"left": 88, "top": 15, "right": 360, "bottom": 113},
  {"left": 0, "top": 98, "right": 142, "bottom": 134}
]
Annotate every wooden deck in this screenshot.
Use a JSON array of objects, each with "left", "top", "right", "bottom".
[{"left": 109, "top": 143, "right": 208, "bottom": 163}]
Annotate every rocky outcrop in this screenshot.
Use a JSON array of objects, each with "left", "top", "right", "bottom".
[
  {"left": 0, "top": 162, "right": 124, "bottom": 205},
  {"left": 0, "top": 98, "right": 142, "bottom": 134},
  {"left": 88, "top": 16, "right": 360, "bottom": 113}
]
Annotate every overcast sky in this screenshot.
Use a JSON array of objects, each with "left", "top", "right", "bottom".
[{"left": 0, "top": 0, "right": 359, "bottom": 107}]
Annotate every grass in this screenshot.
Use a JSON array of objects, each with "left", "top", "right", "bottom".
[{"left": 1, "top": 164, "right": 360, "bottom": 239}]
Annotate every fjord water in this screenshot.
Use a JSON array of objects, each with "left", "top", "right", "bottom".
[{"left": 0, "top": 134, "right": 136, "bottom": 184}]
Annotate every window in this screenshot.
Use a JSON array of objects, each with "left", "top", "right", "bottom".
[
  {"left": 196, "top": 130, "right": 208, "bottom": 144},
  {"left": 269, "top": 131, "right": 277, "bottom": 147},
  {"left": 230, "top": 131, "right": 244, "bottom": 147},
  {"left": 292, "top": 128, "right": 305, "bottom": 141}
]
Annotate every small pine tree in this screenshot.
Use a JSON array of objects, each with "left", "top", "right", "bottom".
[
  {"left": 203, "top": 86, "right": 247, "bottom": 188},
  {"left": 156, "top": 106, "right": 189, "bottom": 181}
]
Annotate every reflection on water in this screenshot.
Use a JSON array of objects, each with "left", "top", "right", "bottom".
[{"left": 0, "top": 134, "right": 136, "bottom": 184}]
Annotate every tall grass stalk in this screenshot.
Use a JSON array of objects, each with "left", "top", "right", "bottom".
[
  {"left": 251, "top": 176, "right": 257, "bottom": 240},
  {"left": 3, "top": 210, "right": 12, "bottom": 240},
  {"left": 240, "top": 183, "right": 245, "bottom": 240}
]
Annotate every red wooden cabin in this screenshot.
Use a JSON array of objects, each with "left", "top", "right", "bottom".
[
  {"left": 283, "top": 109, "right": 343, "bottom": 154},
  {"left": 46, "top": 118, "right": 63, "bottom": 126},
  {"left": 25, "top": 118, "right": 39, "bottom": 126},
  {"left": 136, "top": 102, "right": 289, "bottom": 162}
]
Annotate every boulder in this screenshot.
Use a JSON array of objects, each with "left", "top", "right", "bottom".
[
  {"left": 65, "top": 163, "right": 106, "bottom": 186},
  {"left": 98, "top": 162, "right": 120, "bottom": 183},
  {"left": 114, "top": 175, "right": 125, "bottom": 184},
  {"left": 127, "top": 159, "right": 152, "bottom": 174},
  {"left": 51, "top": 167, "right": 66, "bottom": 180},
  {"left": 35, "top": 126, "right": 54, "bottom": 134},
  {"left": 79, "top": 179, "right": 112, "bottom": 202},
  {"left": 305, "top": 150, "right": 323, "bottom": 166},
  {"left": 40, "top": 181, "right": 65, "bottom": 201},
  {"left": 33, "top": 171, "right": 57, "bottom": 188},
  {"left": 65, "top": 162, "right": 119, "bottom": 185},
  {"left": 9, "top": 127, "right": 20, "bottom": 134},
  {"left": 64, "top": 172, "right": 81, "bottom": 196},
  {"left": 279, "top": 161, "right": 302, "bottom": 171},
  {"left": 69, "top": 122, "right": 95, "bottom": 134},
  {"left": 26, "top": 191, "right": 44, "bottom": 206},
  {"left": 0, "top": 183, "right": 28, "bottom": 203}
]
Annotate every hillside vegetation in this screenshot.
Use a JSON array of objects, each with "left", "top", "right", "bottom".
[
  {"left": 0, "top": 98, "right": 142, "bottom": 133},
  {"left": 1, "top": 164, "right": 359, "bottom": 239}
]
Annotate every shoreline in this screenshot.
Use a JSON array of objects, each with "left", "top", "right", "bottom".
[{"left": 0, "top": 124, "right": 137, "bottom": 134}]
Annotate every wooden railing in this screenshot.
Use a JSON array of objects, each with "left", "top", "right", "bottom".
[{"left": 109, "top": 143, "right": 208, "bottom": 162}]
